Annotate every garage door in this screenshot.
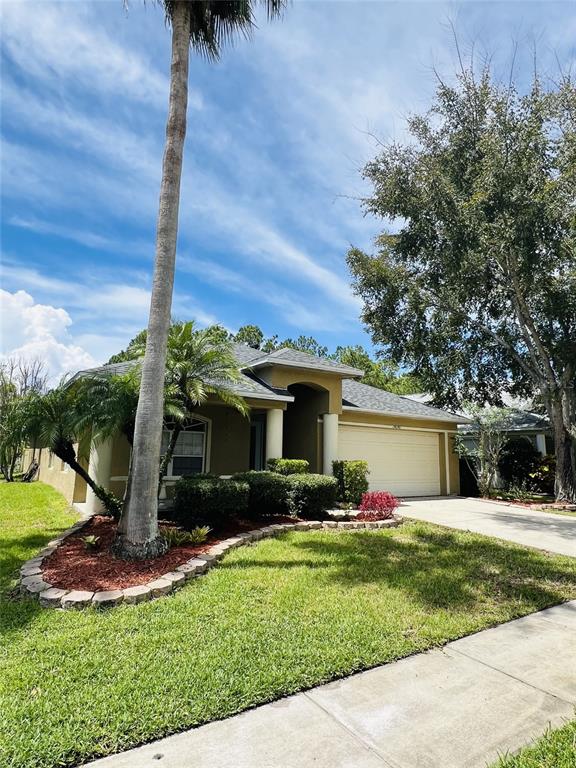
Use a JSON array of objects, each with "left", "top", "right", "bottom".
[{"left": 338, "top": 425, "right": 441, "bottom": 497}]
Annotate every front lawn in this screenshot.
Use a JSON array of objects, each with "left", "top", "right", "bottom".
[
  {"left": 2, "top": 483, "right": 576, "bottom": 768},
  {"left": 494, "top": 720, "right": 576, "bottom": 767}
]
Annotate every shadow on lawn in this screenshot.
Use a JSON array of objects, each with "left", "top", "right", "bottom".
[{"left": 223, "top": 524, "right": 576, "bottom": 613}]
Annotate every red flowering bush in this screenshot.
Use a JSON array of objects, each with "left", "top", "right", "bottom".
[{"left": 357, "top": 491, "right": 400, "bottom": 520}]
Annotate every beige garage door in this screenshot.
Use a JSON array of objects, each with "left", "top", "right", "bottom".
[{"left": 338, "top": 425, "right": 441, "bottom": 497}]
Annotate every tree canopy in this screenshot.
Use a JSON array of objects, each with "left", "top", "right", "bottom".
[{"left": 348, "top": 62, "right": 576, "bottom": 499}]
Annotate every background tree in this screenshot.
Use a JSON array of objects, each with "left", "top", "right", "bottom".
[
  {"left": 455, "top": 405, "right": 516, "bottom": 497},
  {"left": 332, "top": 345, "right": 421, "bottom": 393},
  {"left": 233, "top": 324, "right": 264, "bottom": 349},
  {"left": 0, "top": 358, "right": 47, "bottom": 481},
  {"left": 348, "top": 64, "right": 576, "bottom": 501},
  {"left": 123, "top": 0, "right": 285, "bottom": 560}
]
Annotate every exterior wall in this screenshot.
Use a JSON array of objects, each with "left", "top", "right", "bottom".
[
  {"left": 282, "top": 385, "right": 329, "bottom": 472},
  {"left": 339, "top": 409, "right": 461, "bottom": 495},
  {"left": 196, "top": 404, "right": 251, "bottom": 475},
  {"left": 23, "top": 445, "right": 84, "bottom": 505},
  {"left": 256, "top": 366, "right": 343, "bottom": 414}
]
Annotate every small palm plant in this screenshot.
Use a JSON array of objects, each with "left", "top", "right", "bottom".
[
  {"left": 128, "top": 321, "right": 248, "bottom": 493},
  {"left": 24, "top": 383, "right": 122, "bottom": 518}
]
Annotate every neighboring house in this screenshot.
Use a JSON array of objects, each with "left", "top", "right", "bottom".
[
  {"left": 406, "top": 393, "right": 551, "bottom": 457},
  {"left": 28, "top": 344, "right": 466, "bottom": 512}
]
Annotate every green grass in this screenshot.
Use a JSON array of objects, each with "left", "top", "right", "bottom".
[
  {"left": 494, "top": 720, "right": 576, "bottom": 767},
  {"left": 0, "top": 482, "right": 77, "bottom": 592},
  {"left": 538, "top": 507, "right": 576, "bottom": 518},
  {"left": 2, "top": 483, "right": 576, "bottom": 768}
]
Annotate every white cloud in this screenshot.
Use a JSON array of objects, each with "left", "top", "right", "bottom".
[
  {"left": 0, "top": 0, "right": 201, "bottom": 110},
  {"left": 0, "top": 289, "right": 97, "bottom": 383}
]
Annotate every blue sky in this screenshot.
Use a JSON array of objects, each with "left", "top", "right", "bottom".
[{"left": 1, "top": 0, "right": 574, "bottom": 381}]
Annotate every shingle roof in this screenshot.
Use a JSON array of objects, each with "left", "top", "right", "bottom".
[
  {"left": 71, "top": 356, "right": 293, "bottom": 402},
  {"left": 70, "top": 345, "right": 466, "bottom": 420},
  {"left": 342, "top": 380, "right": 467, "bottom": 423},
  {"left": 244, "top": 346, "right": 364, "bottom": 377},
  {"left": 459, "top": 411, "right": 550, "bottom": 433}
]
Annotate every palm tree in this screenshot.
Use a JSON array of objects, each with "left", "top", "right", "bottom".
[
  {"left": 129, "top": 321, "right": 248, "bottom": 496},
  {"left": 122, "top": 0, "right": 285, "bottom": 560},
  {"left": 25, "top": 384, "right": 122, "bottom": 518}
]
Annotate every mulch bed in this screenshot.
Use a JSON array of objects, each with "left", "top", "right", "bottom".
[{"left": 42, "top": 514, "right": 294, "bottom": 592}]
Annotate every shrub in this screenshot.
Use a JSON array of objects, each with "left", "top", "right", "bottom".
[
  {"left": 160, "top": 525, "right": 211, "bottom": 547},
  {"left": 529, "top": 454, "right": 556, "bottom": 495},
  {"left": 232, "top": 471, "right": 290, "bottom": 516},
  {"left": 286, "top": 473, "right": 338, "bottom": 519},
  {"left": 173, "top": 475, "right": 249, "bottom": 527},
  {"left": 498, "top": 439, "right": 540, "bottom": 487},
  {"left": 332, "top": 460, "right": 369, "bottom": 505},
  {"left": 358, "top": 491, "right": 400, "bottom": 518},
  {"left": 267, "top": 458, "right": 310, "bottom": 475}
]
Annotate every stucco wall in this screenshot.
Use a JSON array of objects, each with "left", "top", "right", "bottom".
[
  {"left": 23, "top": 445, "right": 81, "bottom": 505},
  {"left": 282, "top": 385, "right": 329, "bottom": 472},
  {"left": 256, "top": 366, "right": 343, "bottom": 414}
]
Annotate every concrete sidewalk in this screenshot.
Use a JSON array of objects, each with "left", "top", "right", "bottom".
[
  {"left": 401, "top": 497, "right": 576, "bottom": 557},
  {"left": 87, "top": 601, "right": 576, "bottom": 768}
]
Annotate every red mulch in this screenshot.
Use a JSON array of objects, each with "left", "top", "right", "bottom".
[{"left": 42, "top": 514, "right": 292, "bottom": 592}]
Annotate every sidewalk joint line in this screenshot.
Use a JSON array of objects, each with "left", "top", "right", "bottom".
[
  {"left": 302, "top": 691, "right": 401, "bottom": 768},
  {"left": 448, "top": 646, "right": 575, "bottom": 706}
]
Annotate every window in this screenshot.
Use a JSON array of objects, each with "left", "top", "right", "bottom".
[{"left": 161, "top": 419, "right": 207, "bottom": 477}]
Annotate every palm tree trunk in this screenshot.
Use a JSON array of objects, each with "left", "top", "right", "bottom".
[{"left": 115, "top": 1, "right": 191, "bottom": 559}]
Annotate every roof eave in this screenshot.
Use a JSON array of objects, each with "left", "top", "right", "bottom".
[{"left": 342, "top": 405, "right": 470, "bottom": 424}]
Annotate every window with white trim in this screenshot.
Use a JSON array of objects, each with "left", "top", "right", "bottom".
[{"left": 161, "top": 419, "right": 207, "bottom": 477}]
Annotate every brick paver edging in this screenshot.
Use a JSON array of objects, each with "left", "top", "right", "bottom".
[{"left": 19, "top": 516, "right": 401, "bottom": 610}]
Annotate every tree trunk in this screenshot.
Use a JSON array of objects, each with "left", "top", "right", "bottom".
[
  {"left": 158, "top": 423, "right": 182, "bottom": 497},
  {"left": 53, "top": 445, "right": 120, "bottom": 518},
  {"left": 551, "top": 400, "right": 576, "bottom": 502},
  {"left": 114, "top": 1, "right": 191, "bottom": 559}
]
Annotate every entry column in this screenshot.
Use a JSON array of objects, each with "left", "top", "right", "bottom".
[
  {"left": 323, "top": 413, "right": 339, "bottom": 475},
  {"left": 265, "top": 408, "right": 284, "bottom": 464},
  {"left": 86, "top": 436, "right": 113, "bottom": 514}
]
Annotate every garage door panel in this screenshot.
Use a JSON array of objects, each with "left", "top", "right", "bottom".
[{"left": 338, "top": 425, "right": 441, "bottom": 497}]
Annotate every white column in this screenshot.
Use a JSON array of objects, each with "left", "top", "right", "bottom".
[
  {"left": 535, "top": 433, "right": 547, "bottom": 456},
  {"left": 265, "top": 408, "right": 284, "bottom": 463},
  {"left": 323, "top": 413, "right": 339, "bottom": 476},
  {"left": 444, "top": 432, "right": 451, "bottom": 495},
  {"left": 86, "top": 437, "right": 113, "bottom": 514}
]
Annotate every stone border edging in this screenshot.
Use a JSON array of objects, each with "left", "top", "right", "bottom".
[{"left": 19, "top": 515, "right": 401, "bottom": 610}]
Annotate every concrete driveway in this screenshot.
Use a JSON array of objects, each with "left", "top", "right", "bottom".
[{"left": 401, "top": 497, "right": 576, "bottom": 557}]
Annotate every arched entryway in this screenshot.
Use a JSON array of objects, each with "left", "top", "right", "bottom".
[{"left": 283, "top": 383, "right": 331, "bottom": 473}]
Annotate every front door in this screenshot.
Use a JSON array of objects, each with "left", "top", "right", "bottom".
[{"left": 249, "top": 414, "right": 266, "bottom": 470}]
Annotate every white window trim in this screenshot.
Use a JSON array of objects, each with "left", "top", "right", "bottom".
[{"left": 162, "top": 416, "right": 211, "bottom": 479}]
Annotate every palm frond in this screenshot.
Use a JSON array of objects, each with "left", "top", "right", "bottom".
[{"left": 160, "top": 1, "right": 285, "bottom": 61}]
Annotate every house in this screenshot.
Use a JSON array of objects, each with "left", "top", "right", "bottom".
[{"left": 28, "top": 344, "right": 466, "bottom": 512}]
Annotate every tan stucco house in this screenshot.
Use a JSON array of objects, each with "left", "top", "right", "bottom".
[{"left": 29, "top": 344, "right": 464, "bottom": 512}]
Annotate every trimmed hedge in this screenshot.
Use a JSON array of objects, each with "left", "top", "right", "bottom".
[
  {"left": 286, "top": 473, "right": 338, "bottom": 519},
  {"left": 332, "top": 460, "right": 369, "bottom": 506},
  {"left": 232, "top": 471, "right": 290, "bottom": 516},
  {"left": 267, "top": 458, "right": 310, "bottom": 475},
  {"left": 173, "top": 475, "right": 249, "bottom": 527}
]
